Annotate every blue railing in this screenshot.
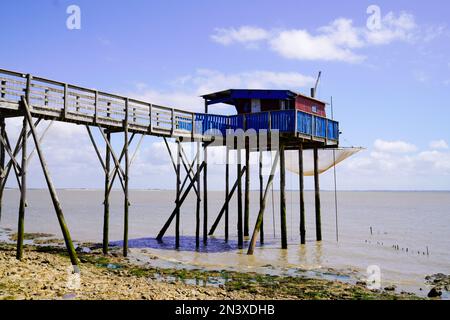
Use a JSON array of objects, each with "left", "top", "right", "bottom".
[{"left": 193, "top": 110, "right": 339, "bottom": 141}]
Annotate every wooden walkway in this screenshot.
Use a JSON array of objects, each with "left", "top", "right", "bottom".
[{"left": 0, "top": 68, "right": 339, "bottom": 147}]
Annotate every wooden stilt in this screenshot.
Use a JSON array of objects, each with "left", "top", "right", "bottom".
[
  {"left": 103, "top": 131, "right": 111, "bottom": 254},
  {"left": 203, "top": 100, "right": 208, "bottom": 246},
  {"left": 247, "top": 150, "right": 280, "bottom": 255},
  {"left": 237, "top": 146, "right": 243, "bottom": 248},
  {"left": 0, "top": 117, "right": 5, "bottom": 222},
  {"left": 203, "top": 142, "right": 208, "bottom": 245},
  {"left": 175, "top": 139, "right": 181, "bottom": 249},
  {"left": 280, "top": 144, "right": 288, "bottom": 249},
  {"left": 16, "top": 116, "right": 27, "bottom": 260},
  {"left": 244, "top": 139, "right": 250, "bottom": 237},
  {"left": 259, "top": 150, "right": 264, "bottom": 244},
  {"left": 123, "top": 99, "right": 130, "bottom": 257},
  {"left": 21, "top": 97, "right": 79, "bottom": 267},
  {"left": 195, "top": 141, "right": 201, "bottom": 249},
  {"left": 314, "top": 147, "right": 322, "bottom": 241},
  {"left": 299, "top": 144, "right": 306, "bottom": 244},
  {"left": 225, "top": 146, "right": 229, "bottom": 242}
]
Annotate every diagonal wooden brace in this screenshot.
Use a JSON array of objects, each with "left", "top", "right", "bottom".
[
  {"left": 156, "top": 161, "right": 206, "bottom": 241},
  {"left": 21, "top": 97, "right": 79, "bottom": 267},
  {"left": 208, "top": 165, "right": 247, "bottom": 236}
]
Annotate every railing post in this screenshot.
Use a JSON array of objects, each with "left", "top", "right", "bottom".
[
  {"left": 25, "top": 74, "right": 31, "bottom": 106},
  {"left": 0, "top": 80, "right": 5, "bottom": 99},
  {"left": 94, "top": 90, "right": 98, "bottom": 124},
  {"left": 63, "top": 83, "right": 68, "bottom": 119},
  {"left": 149, "top": 104, "right": 153, "bottom": 133},
  {"left": 294, "top": 110, "right": 298, "bottom": 133},
  {"left": 171, "top": 108, "right": 175, "bottom": 136},
  {"left": 44, "top": 89, "right": 49, "bottom": 107},
  {"left": 191, "top": 113, "right": 195, "bottom": 140}
]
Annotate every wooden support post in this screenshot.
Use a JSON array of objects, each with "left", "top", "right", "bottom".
[
  {"left": 280, "top": 144, "right": 288, "bottom": 249},
  {"left": 299, "top": 144, "right": 306, "bottom": 244},
  {"left": 225, "top": 146, "right": 229, "bottom": 242},
  {"left": 103, "top": 131, "right": 111, "bottom": 254},
  {"left": 16, "top": 74, "right": 31, "bottom": 260},
  {"left": 175, "top": 139, "right": 181, "bottom": 249},
  {"left": 195, "top": 141, "right": 201, "bottom": 249},
  {"left": 244, "top": 139, "right": 250, "bottom": 237},
  {"left": 237, "top": 146, "right": 243, "bottom": 248},
  {"left": 203, "top": 99, "right": 208, "bottom": 246},
  {"left": 203, "top": 143, "right": 208, "bottom": 246},
  {"left": 314, "top": 147, "right": 322, "bottom": 241},
  {"left": 247, "top": 150, "right": 280, "bottom": 255},
  {"left": 123, "top": 99, "right": 130, "bottom": 257},
  {"left": 16, "top": 116, "right": 27, "bottom": 260},
  {"left": 259, "top": 150, "right": 264, "bottom": 244},
  {"left": 0, "top": 117, "right": 5, "bottom": 222},
  {"left": 21, "top": 98, "right": 79, "bottom": 267}
]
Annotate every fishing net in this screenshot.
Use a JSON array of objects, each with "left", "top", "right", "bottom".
[{"left": 285, "top": 148, "right": 363, "bottom": 176}]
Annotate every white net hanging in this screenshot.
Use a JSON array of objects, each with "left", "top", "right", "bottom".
[{"left": 285, "top": 148, "right": 363, "bottom": 176}]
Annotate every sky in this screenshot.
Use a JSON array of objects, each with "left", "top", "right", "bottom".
[{"left": 0, "top": 0, "right": 449, "bottom": 191}]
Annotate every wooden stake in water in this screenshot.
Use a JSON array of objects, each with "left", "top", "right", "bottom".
[
  {"left": 314, "top": 147, "right": 322, "bottom": 241},
  {"left": 298, "top": 144, "right": 306, "bottom": 245},
  {"left": 103, "top": 131, "right": 111, "bottom": 254},
  {"left": 244, "top": 139, "right": 250, "bottom": 237},
  {"left": 280, "top": 144, "right": 288, "bottom": 249}
]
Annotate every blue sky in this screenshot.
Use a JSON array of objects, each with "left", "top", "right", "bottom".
[{"left": 1, "top": 0, "right": 450, "bottom": 190}]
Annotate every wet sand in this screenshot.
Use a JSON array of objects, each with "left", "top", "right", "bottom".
[{"left": 0, "top": 240, "right": 420, "bottom": 300}]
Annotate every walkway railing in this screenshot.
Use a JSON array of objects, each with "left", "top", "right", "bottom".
[{"left": 196, "top": 110, "right": 339, "bottom": 141}]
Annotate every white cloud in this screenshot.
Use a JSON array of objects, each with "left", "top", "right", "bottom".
[
  {"left": 374, "top": 139, "right": 417, "bottom": 153},
  {"left": 210, "top": 26, "right": 270, "bottom": 47},
  {"left": 429, "top": 139, "right": 449, "bottom": 150},
  {"left": 339, "top": 139, "right": 450, "bottom": 190},
  {"left": 270, "top": 28, "right": 365, "bottom": 63},
  {"left": 127, "top": 69, "right": 316, "bottom": 112},
  {"left": 211, "top": 11, "right": 443, "bottom": 63}
]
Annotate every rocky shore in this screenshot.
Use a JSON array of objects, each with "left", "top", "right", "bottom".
[{"left": 0, "top": 237, "right": 423, "bottom": 300}]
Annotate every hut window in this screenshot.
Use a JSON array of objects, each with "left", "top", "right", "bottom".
[{"left": 312, "top": 105, "right": 318, "bottom": 113}]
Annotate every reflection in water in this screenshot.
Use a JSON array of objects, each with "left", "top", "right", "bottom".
[{"left": 314, "top": 242, "right": 323, "bottom": 266}]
